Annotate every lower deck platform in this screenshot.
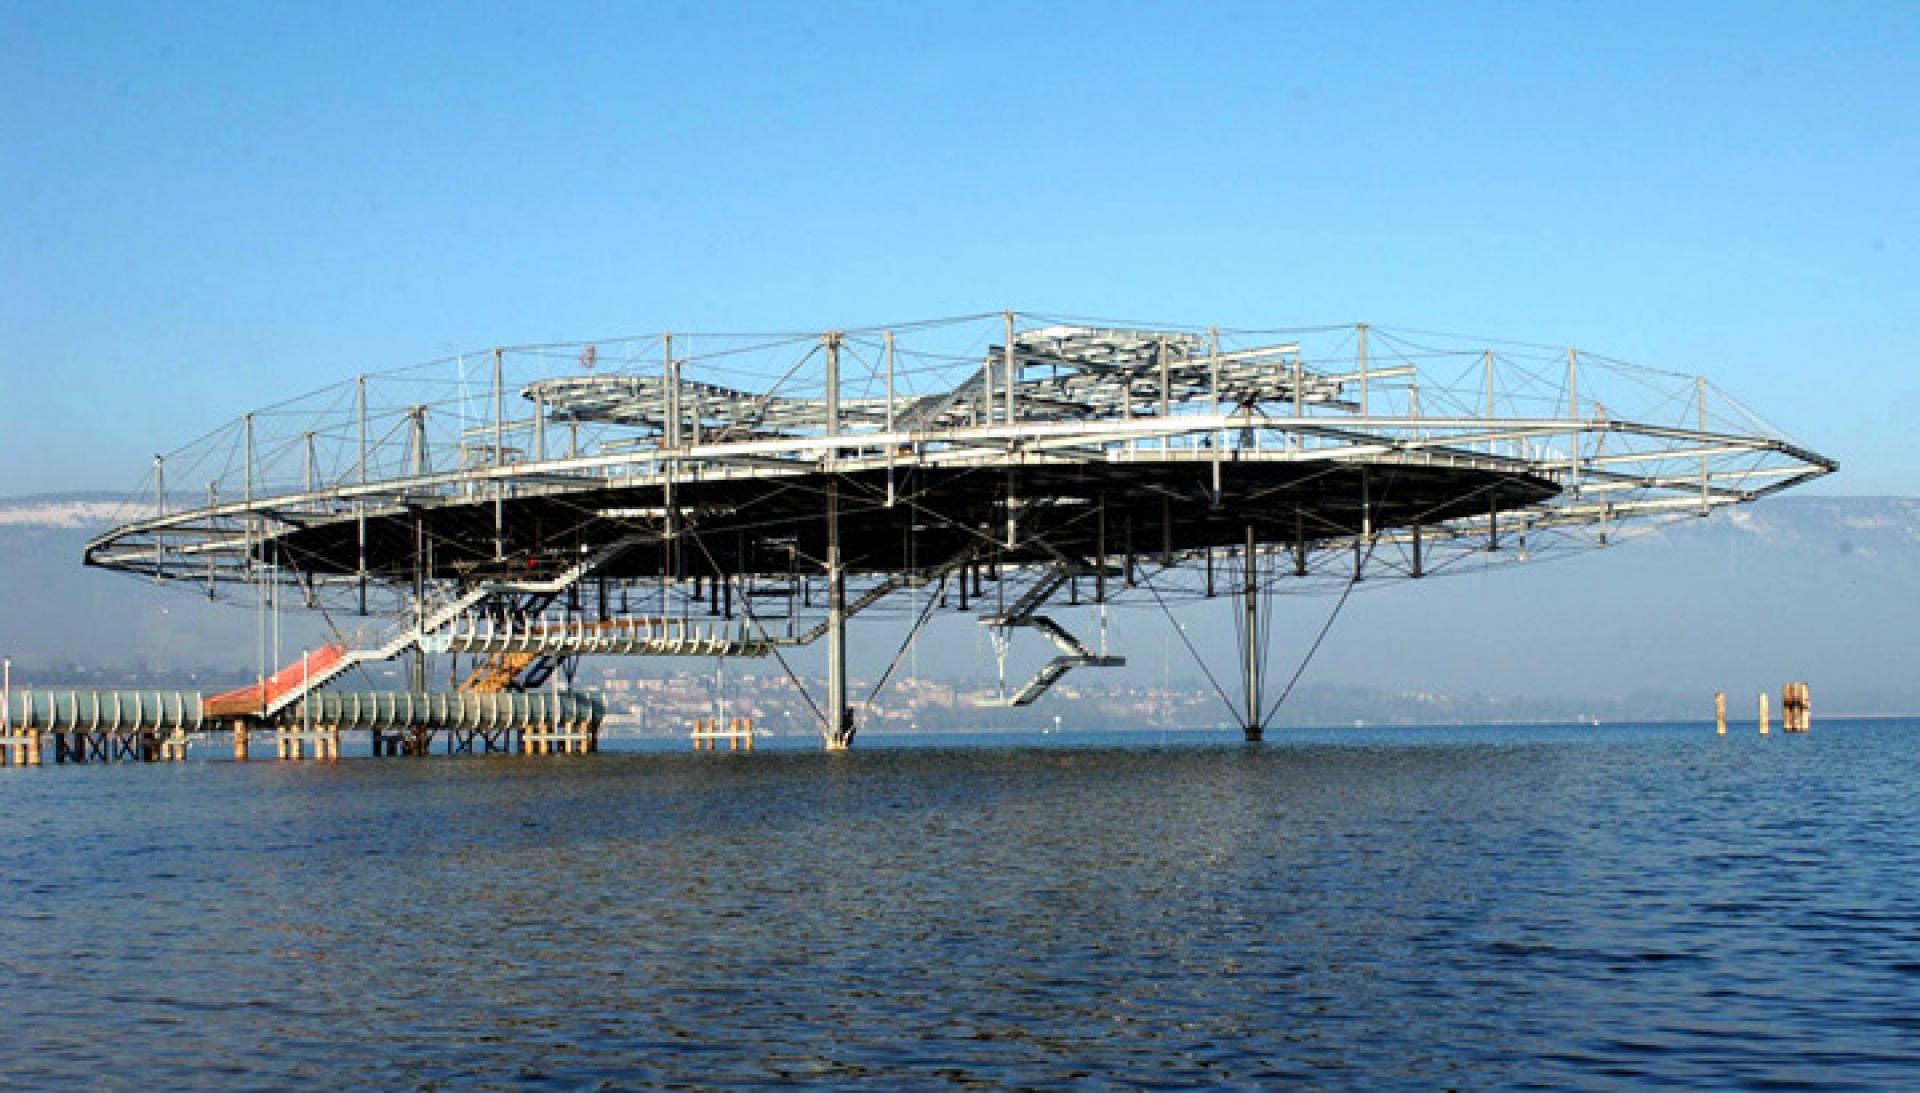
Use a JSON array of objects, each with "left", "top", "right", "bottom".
[{"left": 1, "top": 689, "right": 605, "bottom": 765}]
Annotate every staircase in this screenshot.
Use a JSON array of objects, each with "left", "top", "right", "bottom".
[
  {"left": 460, "top": 651, "right": 538, "bottom": 693},
  {"left": 774, "top": 550, "right": 973, "bottom": 647},
  {"left": 978, "top": 566, "right": 1124, "bottom": 708}
]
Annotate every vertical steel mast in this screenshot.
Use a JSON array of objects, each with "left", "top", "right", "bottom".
[
  {"left": 822, "top": 331, "right": 852, "bottom": 750},
  {"left": 1242, "top": 523, "right": 1262, "bottom": 742}
]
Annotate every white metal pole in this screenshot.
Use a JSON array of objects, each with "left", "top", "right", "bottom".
[
  {"left": 1156, "top": 335, "right": 1170, "bottom": 450},
  {"left": 1357, "top": 322, "right": 1369, "bottom": 418},
  {"left": 823, "top": 332, "right": 840, "bottom": 445},
  {"left": 491, "top": 352, "right": 506, "bottom": 560},
  {"left": 1243, "top": 523, "right": 1261, "bottom": 741},
  {"left": 663, "top": 334, "right": 676, "bottom": 611},
  {"left": 303, "top": 432, "right": 317, "bottom": 513},
  {"left": 207, "top": 482, "right": 218, "bottom": 596},
  {"left": 358, "top": 374, "right": 371, "bottom": 607},
  {"left": 534, "top": 391, "right": 546, "bottom": 463},
  {"left": 826, "top": 478, "right": 849, "bottom": 749},
  {"left": 884, "top": 331, "right": 896, "bottom": 507},
  {"left": 1566, "top": 348, "right": 1581, "bottom": 494},
  {"left": 246, "top": 413, "right": 263, "bottom": 699},
  {"left": 1208, "top": 326, "right": 1222, "bottom": 499},
  {"left": 1003, "top": 311, "right": 1017, "bottom": 426},
  {"left": 1483, "top": 351, "right": 1496, "bottom": 456},
  {"left": 1697, "top": 375, "right": 1710, "bottom": 514}
]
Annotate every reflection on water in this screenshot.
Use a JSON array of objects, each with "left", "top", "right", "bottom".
[{"left": 3, "top": 722, "right": 1918, "bottom": 1086}]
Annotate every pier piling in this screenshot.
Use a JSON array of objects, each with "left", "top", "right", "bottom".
[{"left": 1782, "top": 682, "right": 1811, "bottom": 732}]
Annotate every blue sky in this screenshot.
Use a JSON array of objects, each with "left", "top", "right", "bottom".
[{"left": 3, "top": 1, "right": 1915, "bottom": 495}]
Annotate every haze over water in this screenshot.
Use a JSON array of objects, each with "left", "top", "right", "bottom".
[{"left": 3, "top": 721, "right": 1917, "bottom": 1087}]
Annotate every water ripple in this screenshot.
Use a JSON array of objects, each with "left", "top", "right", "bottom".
[{"left": 2, "top": 721, "right": 1918, "bottom": 1086}]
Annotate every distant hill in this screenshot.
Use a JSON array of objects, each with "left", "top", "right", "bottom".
[{"left": 1, "top": 492, "right": 1912, "bottom": 720}]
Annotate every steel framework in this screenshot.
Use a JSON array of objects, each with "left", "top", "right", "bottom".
[{"left": 84, "top": 313, "right": 1836, "bottom": 747}]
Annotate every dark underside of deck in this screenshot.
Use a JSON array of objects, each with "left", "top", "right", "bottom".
[{"left": 265, "top": 459, "right": 1557, "bottom": 582}]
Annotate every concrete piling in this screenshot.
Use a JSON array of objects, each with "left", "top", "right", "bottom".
[
  {"left": 1758, "top": 691, "right": 1770, "bottom": 736},
  {"left": 1714, "top": 691, "right": 1726, "bottom": 736}
]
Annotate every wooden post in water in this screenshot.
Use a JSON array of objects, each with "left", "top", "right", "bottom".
[
  {"left": 1758, "top": 691, "right": 1770, "bottom": 735},
  {"left": 1782, "top": 681, "right": 1811, "bottom": 732},
  {"left": 1715, "top": 692, "right": 1726, "bottom": 736}
]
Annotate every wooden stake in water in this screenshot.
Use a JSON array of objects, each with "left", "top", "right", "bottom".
[
  {"left": 1715, "top": 692, "right": 1726, "bottom": 736},
  {"left": 1782, "top": 681, "right": 1812, "bottom": 733},
  {"left": 1758, "top": 691, "right": 1770, "bottom": 736}
]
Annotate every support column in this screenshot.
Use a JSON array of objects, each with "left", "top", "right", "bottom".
[
  {"left": 1243, "top": 524, "right": 1263, "bottom": 742},
  {"left": 825, "top": 478, "right": 853, "bottom": 750},
  {"left": 358, "top": 374, "right": 371, "bottom": 612}
]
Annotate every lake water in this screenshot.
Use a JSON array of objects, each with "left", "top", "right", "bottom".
[{"left": 3, "top": 720, "right": 1917, "bottom": 1088}]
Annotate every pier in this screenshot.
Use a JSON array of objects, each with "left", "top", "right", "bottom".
[{"left": 0, "top": 688, "right": 603, "bottom": 764}]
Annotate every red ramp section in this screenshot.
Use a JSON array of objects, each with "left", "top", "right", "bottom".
[{"left": 205, "top": 644, "right": 348, "bottom": 718}]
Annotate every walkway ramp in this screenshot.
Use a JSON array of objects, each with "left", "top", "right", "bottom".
[
  {"left": 443, "top": 614, "right": 773, "bottom": 661},
  {"left": 205, "top": 644, "right": 349, "bottom": 717}
]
